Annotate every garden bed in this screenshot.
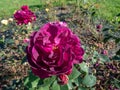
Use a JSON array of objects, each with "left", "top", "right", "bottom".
[{"left": 0, "top": 4, "right": 120, "bottom": 90}]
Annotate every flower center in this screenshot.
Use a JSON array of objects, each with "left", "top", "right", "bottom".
[{"left": 53, "top": 46, "right": 58, "bottom": 50}]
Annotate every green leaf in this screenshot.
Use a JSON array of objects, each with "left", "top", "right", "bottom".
[
  {"left": 29, "top": 73, "right": 40, "bottom": 88},
  {"left": 115, "top": 82, "right": 120, "bottom": 89},
  {"left": 69, "top": 66, "right": 81, "bottom": 80},
  {"left": 83, "top": 53, "right": 89, "bottom": 60},
  {"left": 82, "top": 74, "right": 96, "bottom": 87},
  {"left": 67, "top": 81, "right": 73, "bottom": 90},
  {"left": 116, "top": 49, "right": 120, "bottom": 55},
  {"left": 60, "top": 85, "right": 69, "bottom": 90},
  {"left": 83, "top": 0, "right": 88, "bottom": 4},
  {"left": 31, "top": 78, "right": 40, "bottom": 88},
  {"left": 116, "top": 13, "right": 120, "bottom": 16},
  {"left": 5, "top": 38, "right": 14, "bottom": 44},
  {"left": 38, "top": 79, "right": 44, "bottom": 86},
  {"left": 72, "top": 78, "right": 79, "bottom": 86},
  {"left": 43, "top": 76, "right": 56, "bottom": 87},
  {"left": 113, "top": 78, "right": 120, "bottom": 89},
  {"left": 112, "top": 55, "right": 120, "bottom": 60},
  {"left": 0, "top": 51, "right": 4, "bottom": 57},
  {"left": 0, "top": 38, "right": 4, "bottom": 48},
  {"left": 115, "top": 38, "right": 120, "bottom": 44},
  {"left": 78, "top": 87, "right": 88, "bottom": 90},
  {"left": 78, "top": 76, "right": 83, "bottom": 84},
  {"left": 91, "top": 51, "right": 99, "bottom": 63},
  {"left": 24, "top": 72, "right": 40, "bottom": 88},
  {"left": 28, "top": 88, "right": 36, "bottom": 90},
  {"left": 90, "top": 88, "right": 96, "bottom": 90},
  {"left": 79, "top": 62, "right": 89, "bottom": 74},
  {"left": 102, "top": 28, "right": 109, "bottom": 31},
  {"left": 92, "top": 51, "right": 110, "bottom": 63},
  {"left": 37, "top": 86, "right": 49, "bottom": 90},
  {"left": 24, "top": 77, "right": 29, "bottom": 86},
  {"left": 103, "top": 35, "right": 112, "bottom": 42},
  {"left": 99, "top": 54, "right": 110, "bottom": 62},
  {"left": 21, "top": 56, "right": 27, "bottom": 64},
  {"left": 51, "top": 81, "right": 60, "bottom": 90},
  {"left": 0, "top": 38, "right": 4, "bottom": 44},
  {"left": 93, "top": 51, "right": 99, "bottom": 58},
  {"left": 92, "top": 58, "right": 97, "bottom": 64}
]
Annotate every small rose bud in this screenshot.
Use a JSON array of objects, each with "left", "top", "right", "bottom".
[
  {"left": 23, "top": 38, "right": 30, "bottom": 43},
  {"left": 94, "top": 61, "right": 100, "bottom": 67},
  {"left": 57, "top": 74, "right": 69, "bottom": 85},
  {"left": 96, "top": 24, "right": 102, "bottom": 29},
  {"left": 96, "top": 24, "right": 103, "bottom": 32},
  {"left": 101, "top": 50, "right": 108, "bottom": 55},
  {"left": 95, "top": 63, "right": 99, "bottom": 67}
]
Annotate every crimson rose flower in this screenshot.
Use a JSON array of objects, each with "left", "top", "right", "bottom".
[
  {"left": 26, "top": 22, "right": 84, "bottom": 79},
  {"left": 14, "top": 5, "right": 36, "bottom": 25}
]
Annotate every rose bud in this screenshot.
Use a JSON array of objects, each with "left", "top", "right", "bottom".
[
  {"left": 101, "top": 50, "right": 108, "bottom": 55},
  {"left": 23, "top": 38, "right": 30, "bottom": 43},
  {"left": 96, "top": 24, "right": 103, "bottom": 32},
  {"left": 57, "top": 74, "right": 69, "bottom": 85},
  {"left": 96, "top": 24, "right": 102, "bottom": 29}
]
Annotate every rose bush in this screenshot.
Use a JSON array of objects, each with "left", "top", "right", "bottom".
[
  {"left": 14, "top": 5, "right": 36, "bottom": 25},
  {"left": 26, "top": 22, "right": 84, "bottom": 79}
]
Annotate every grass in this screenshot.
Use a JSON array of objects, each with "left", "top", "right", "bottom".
[
  {"left": 89, "top": 0, "right": 120, "bottom": 20},
  {"left": 0, "top": 0, "right": 41, "bottom": 18},
  {"left": 0, "top": 0, "right": 120, "bottom": 20}
]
